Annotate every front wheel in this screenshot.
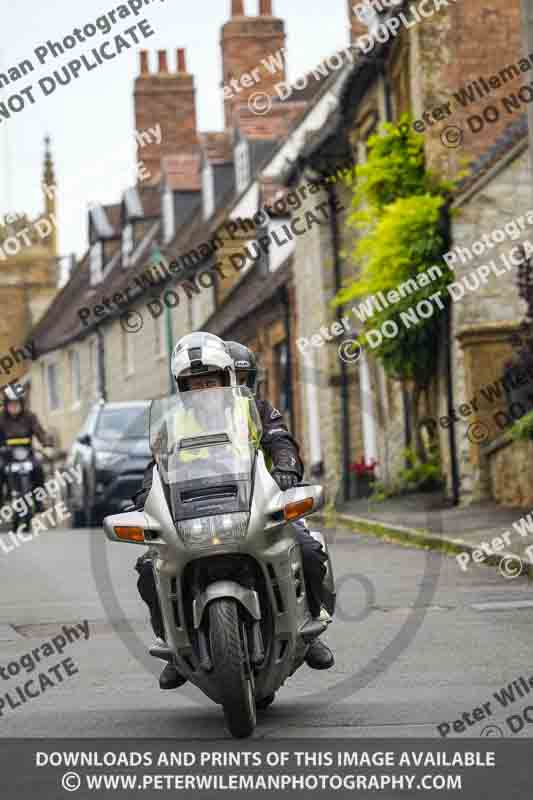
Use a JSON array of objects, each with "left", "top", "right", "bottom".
[{"left": 209, "top": 599, "right": 256, "bottom": 738}]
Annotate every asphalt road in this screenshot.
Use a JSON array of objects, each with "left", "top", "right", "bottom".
[{"left": 1, "top": 520, "right": 533, "bottom": 739}]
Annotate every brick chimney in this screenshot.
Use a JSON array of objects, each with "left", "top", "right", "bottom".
[
  {"left": 221, "top": 0, "right": 287, "bottom": 128},
  {"left": 134, "top": 49, "right": 198, "bottom": 180}
]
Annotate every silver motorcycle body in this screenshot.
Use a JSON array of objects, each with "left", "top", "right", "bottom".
[{"left": 103, "top": 387, "right": 335, "bottom": 737}]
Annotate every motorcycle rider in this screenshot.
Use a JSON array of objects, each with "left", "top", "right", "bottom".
[
  {"left": 0, "top": 385, "right": 54, "bottom": 505},
  {"left": 135, "top": 333, "right": 333, "bottom": 690}
]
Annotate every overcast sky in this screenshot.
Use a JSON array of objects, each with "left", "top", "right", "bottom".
[{"left": 0, "top": 0, "right": 348, "bottom": 259}]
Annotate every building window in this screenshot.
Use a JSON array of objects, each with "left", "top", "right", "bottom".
[
  {"left": 154, "top": 309, "right": 166, "bottom": 359},
  {"left": 162, "top": 187, "right": 175, "bottom": 244},
  {"left": 89, "top": 337, "right": 100, "bottom": 399},
  {"left": 121, "top": 326, "right": 135, "bottom": 377},
  {"left": 235, "top": 139, "right": 250, "bottom": 194},
  {"left": 90, "top": 242, "right": 103, "bottom": 285},
  {"left": 202, "top": 163, "right": 214, "bottom": 220},
  {"left": 47, "top": 361, "right": 61, "bottom": 411},
  {"left": 122, "top": 224, "right": 133, "bottom": 267},
  {"left": 69, "top": 349, "right": 81, "bottom": 407}
]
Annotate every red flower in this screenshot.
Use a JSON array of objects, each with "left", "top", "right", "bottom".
[{"left": 348, "top": 458, "right": 377, "bottom": 475}]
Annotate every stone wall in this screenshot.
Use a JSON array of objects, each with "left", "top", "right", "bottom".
[
  {"left": 487, "top": 436, "right": 533, "bottom": 507},
  {"left": 450, "top": 146, "right": 531, "bottom": 503},
  {"left": 29, "top": 339, "right": 93, "bottom": 450}
]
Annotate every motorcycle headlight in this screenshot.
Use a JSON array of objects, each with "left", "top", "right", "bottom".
[
  {"left": 13, "top": 447, "right": 30, "bottom": 462},
  {"left": 95, "top": 451, "right": 124, "bottom": 469},
  {"left": 176, "top": 513, "right": 249, "bottom": 549}
]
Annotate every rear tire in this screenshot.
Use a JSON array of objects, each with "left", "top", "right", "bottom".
[{"left": 209, "top": 599, "right": 256, "bottom": 738}]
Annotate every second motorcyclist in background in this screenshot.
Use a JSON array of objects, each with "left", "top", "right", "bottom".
[{"left": 0, "top": 385, "right": 54, "bottom": 506}]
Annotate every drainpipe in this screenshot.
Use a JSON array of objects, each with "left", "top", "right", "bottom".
[
  {"left": 327, "top": 182, "right": 351, "bottom": 503},
  {"left": 442, "top": 204, "right": 460, "bottom": 505},
  {"left": 281, "top": 286, "right": 294, "bottom": 430},
  {"left": 165, "top": 305, "right": 175, "bottom": 394},
  {"left": 443, "top": 303, "right": 460, "bottom": 505}
]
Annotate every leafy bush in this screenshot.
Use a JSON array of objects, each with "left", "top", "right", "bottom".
[
  {"left": 397, "top": 448, "right": 443, "bottom": 492},
  {"left": 510, "top": 410, "right": 533, "bottom": 441}
]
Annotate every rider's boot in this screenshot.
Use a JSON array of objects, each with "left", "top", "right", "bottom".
[
  {"left": 305, "top": 637, "right": 334, "bottom": 670},
  {"left": 159, "top": 662, "right": 187, "bottom": 689},
  {"left": 153, "top": 638, "right": 187, "bottom": 689}
]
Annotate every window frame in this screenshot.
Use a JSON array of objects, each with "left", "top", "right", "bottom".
[
  {"left": 90, "top": 241, "right": 103, "bottom": 286},
  {"left": 202, "top": 162, "right": 215, "bottom": 220},
  {"left": 122, "top": 223, "right": 134, "bottom": 267},
  {"left": 46, "top": 360, "right": 61, "bottom": 412},
  {"left": 162, "top": 186, "right": 175, "bottom": 244},
  {"left": 121, "top": 325, "right": 135, "bottom": 378},
  {"left": 235, "top": 139, "right": 250, "bottom": 195},
  {"left": 69, "top": 348, "right": 82, "bottom": 409}
]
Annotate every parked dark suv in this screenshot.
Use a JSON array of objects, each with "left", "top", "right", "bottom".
[{"left": 68, "top": 400, "right": 151, "bottom": 526}]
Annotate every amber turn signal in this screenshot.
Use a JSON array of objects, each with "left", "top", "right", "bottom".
[
  {"left": 114, "top": 525, "right": 145, "bottom": 542},
  {"left": 284, "top": 497, "right": 314, "bottom": 521}
]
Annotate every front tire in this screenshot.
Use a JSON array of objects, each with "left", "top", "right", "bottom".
[{"left": 209, "top": 599, "right": 256, "bottom": 738}]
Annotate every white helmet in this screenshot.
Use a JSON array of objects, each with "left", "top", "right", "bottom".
[{"left": 170, "top": 332, "right": 236, "bottom": 393}]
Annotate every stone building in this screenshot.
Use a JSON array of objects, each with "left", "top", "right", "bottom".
[
  {"left": 27, "top": 1, "right": 323, "bottom": 455},
  {"left": 279, "top": 0, "right": 533, "bottom": 506},
  {"left": 28, "top": 0, "right": 533, "bottom": 510},
  {"left": 0, "top": 138, "right": 60, "bottom": 393}
]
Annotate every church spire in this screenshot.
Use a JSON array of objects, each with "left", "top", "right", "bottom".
[{"left": 42, "top": 135, "right": 58, "bottom": 256}]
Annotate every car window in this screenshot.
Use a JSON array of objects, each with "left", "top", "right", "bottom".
[{"left": 95, "top": 406, "right": 149, "bottom": 440}]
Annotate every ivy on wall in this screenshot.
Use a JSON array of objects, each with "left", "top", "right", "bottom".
[{"left": 335, "top": 116, "right": 455, "bottom": 387}]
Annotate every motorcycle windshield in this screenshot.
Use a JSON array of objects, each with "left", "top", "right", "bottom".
[{"left": 149, "top": 387, "right": 262, "bottom": 524}]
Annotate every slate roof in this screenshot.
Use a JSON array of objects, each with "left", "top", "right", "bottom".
[{"left": 454, "top": 114, "right": 528, "bottom": 196}]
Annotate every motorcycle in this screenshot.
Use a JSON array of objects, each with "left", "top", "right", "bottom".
[
  {"left": 1, "top": 437, "right": 38, "bottom": 528},
  {"left": 103, "top": 386, "right": 335, "bottom": 738}
]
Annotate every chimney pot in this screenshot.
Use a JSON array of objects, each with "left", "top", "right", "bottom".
[
  {"left": 139, "top": 50, "right": 149, "bottom": 74},
  {"left": 231, "top": 0, "right": 245, "bottom": 16},
  {"left": 177, "top": 48, "right": 186, "bottom": 73},
  {"left": 158, "top": 50, "right": 168, "bottom": 72},
  {"left": 259, "top": 0, "right": 272, "bottom": 15}
]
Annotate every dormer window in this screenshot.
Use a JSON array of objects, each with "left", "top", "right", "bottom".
[
  {"left": 162, "top": 187, "right": 175, "bottom": 244},
  {"left": 235, "top": 139, "right": 250, "bottom": 194},
  {"left": 355, "top": 2, "right": 380, "bottom": 34},
  {"left": 90, "top": 242, "right": 103, "bottom": 286},
  {"left": 122, "top": 223, "right": 133, "bottom": 267},
  {"left": 202, "top": 162, "right": 214, "bottom": 220}
]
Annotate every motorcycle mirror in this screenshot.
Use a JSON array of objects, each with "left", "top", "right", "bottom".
[{"left": 78, "top": 433, "right": 91, "bottom": 446}]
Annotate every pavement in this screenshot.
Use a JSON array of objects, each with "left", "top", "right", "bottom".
[{"left": 321, "top": 492, "right": 533, "bottom": 580}]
